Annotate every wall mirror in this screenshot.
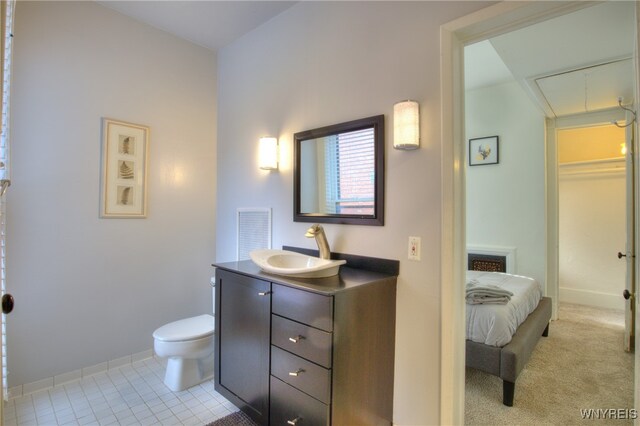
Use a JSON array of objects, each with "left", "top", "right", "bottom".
[{"left": 294, "top": 115, "right": 385, "bottom": 226}]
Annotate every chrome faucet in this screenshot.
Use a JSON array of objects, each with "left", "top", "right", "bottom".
[{"left": 305, "top": 224, "right": 331, "bottom": 260}]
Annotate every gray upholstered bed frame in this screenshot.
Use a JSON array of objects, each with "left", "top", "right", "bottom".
[{"left": 466, "top": 296, "right": 552, "bottom": 406}]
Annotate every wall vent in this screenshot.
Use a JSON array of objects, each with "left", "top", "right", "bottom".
[
  {"left": 467, "top": 245, "right": 516, "bottom": 274},
  {"left": 237, "top": 208, "right": 272, "bottom": 261}
]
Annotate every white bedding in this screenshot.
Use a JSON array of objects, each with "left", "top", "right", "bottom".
[{"left": 466, "top": 270, "right": 543, "bottom": 347}]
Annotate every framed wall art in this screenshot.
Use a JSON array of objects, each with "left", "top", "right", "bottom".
[
  {"left": 469, "top": 135, "right": 499, "bottom": 166},
  {"left": 100, "top": 118, "right": 149, "bottom": 218}
]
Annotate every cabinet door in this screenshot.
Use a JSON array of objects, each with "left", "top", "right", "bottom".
[{"left": 216, "top": 270, "right": 271, "bottom": 425}]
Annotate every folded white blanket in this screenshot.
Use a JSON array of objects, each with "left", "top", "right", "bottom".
[
  {"left": 466, "top": 295, "right": 511, "bottom": 305},
  {"left": 466, "top": 271, "right": 543, "bottom": 346},
  {"left": 466, "top": 279, "right": 513, "bottom": 305}
]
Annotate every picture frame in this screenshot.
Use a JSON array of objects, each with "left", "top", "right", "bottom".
[
  {"left": 469, "top": 135, "right": 499, "bottom": 166},
  {"left": 100, "top": 118, "right": 149, "bottom": 218}
]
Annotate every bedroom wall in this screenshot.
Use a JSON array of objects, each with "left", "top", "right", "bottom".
[
  {"left": 9, "top": 1, "right": 217, "bottom": 387},
  {"left": 216, "top": 1, "right": 492, "bottom": 424},
  {"left": 465, "top": 81, "right": 546, "bottom": 285}
]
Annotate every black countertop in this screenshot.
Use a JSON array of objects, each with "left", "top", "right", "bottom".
[{"left": 213, "top": 259, "right": 397, "bottom": 296}]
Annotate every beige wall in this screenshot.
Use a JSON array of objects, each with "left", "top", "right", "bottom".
[
  {"left": 9, "top": 1, "right": 217, "bottom": 386},
  {"left": 558, "top": 125, "right": 625, "bottom": 163}
]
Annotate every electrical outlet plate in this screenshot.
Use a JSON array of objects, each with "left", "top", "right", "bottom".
[{"left": 408, "top": 236, "right": 421, "bottom": 261}]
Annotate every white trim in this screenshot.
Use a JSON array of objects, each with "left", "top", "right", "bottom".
[
  {"left": 107, "top": 355, "right": 134, "bottom": 370},
  {"left": 7, "top": 349, "right": 154, "bottom": 399},
  {"left": 559, "top": 287, "right": 624, "bottom": 311},
  {"left": 440, "top": 20, "right": 466, "bottom": 426},
  {"left": 440, "top": 1, "right": 599, "bottom": 423},
  {"left": 559, "top": 168, "right": 625, "bottom": 177},
  {"left": 634, "top": 1, "right": 640, "bottom": 413},
  {"left": 21, "top": 378, "right": 53, "bottom": 396},
  {"left": 545, "top": 117, "right": 560, "bottom": 319},
  {"left": 559, "top": 158, "right": 626, "bottom": 177},
  {"left": 81, "top": 361, "right": 108, "bottom": 378},
  {"left": 467, "top": 245, "right": 517, "bottom": 274},
  {"left": 560, "top": 157, "right": 625, "bottom": 168},
  {"left": 555, "top": 108, "right": 626, "bottom": 129},
  {"left": 53, "top": 369, "right": 82, "bottom": 387}
]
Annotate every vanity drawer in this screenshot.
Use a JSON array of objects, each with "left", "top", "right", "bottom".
[
  {"left": 271, "top": 346, "right": 331, "bottom": 404},
  {"left": 272, "top": 284, "right": 333, "bottom": 332},
  {"left": 271, "top": 315, "right": 332, "bottom": 368},
  {"left": 270, "top": 376, "right": 329, "bottom": 426}
]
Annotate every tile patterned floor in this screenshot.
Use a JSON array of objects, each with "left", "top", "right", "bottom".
[{"left": 3, "top": 357, "right": 238, "bottom": 425}]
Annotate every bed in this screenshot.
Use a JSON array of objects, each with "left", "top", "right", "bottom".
[{"left": 465, "top": 267, "right": 552, "bottom": 406}]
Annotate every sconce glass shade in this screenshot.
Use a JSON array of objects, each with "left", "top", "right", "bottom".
[
  {"left": 394, "top": 100, "right": 420, "bottom": 150},
  {"left": 259, "top": 137, "right": 278, "bottom": 170}
]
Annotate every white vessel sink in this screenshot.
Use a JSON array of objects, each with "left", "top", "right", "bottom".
[{"left": 249, "top": 249, "right": 346, "bottom": 278}]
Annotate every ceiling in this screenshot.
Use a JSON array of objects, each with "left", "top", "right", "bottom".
[
  {"left": 464, "top": 1, "right": 636, "bottom": 118},
  {"left": 97, "top": 1, "right": 297, "bottom": 51},
  {"left": 98, "top": 1, "right": 634, "bottom": 118}
]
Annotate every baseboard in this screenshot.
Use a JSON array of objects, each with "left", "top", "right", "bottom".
[
  {"left": 559, "top": 287, "right": 624, "bottom": 311},
  {"left": 8, "top": 348, "right": 154, "bottom": 399}
]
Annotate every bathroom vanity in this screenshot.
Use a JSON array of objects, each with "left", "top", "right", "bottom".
[{"left": 213, "top": 249, "right": 398, "bottom": 426}]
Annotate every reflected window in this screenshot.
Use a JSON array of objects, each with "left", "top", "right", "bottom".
[{"left": 323, "top": 128, "right": 375, "bottom": 215}]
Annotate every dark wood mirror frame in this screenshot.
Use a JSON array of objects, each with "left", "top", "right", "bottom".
[{"left": 294, "top": 115, "right": 385, "bottom": 226}]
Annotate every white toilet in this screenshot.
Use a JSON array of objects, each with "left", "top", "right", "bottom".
[{"left": 153, "top": 314, "right": 215, "bottom": 392}]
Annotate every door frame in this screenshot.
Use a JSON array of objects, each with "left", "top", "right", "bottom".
[
  {"left": 633, "top": 1, "right": 640, "bottom": 414},
  {"left": 439, "top": 1, "right": 639, "bottom": 424}
]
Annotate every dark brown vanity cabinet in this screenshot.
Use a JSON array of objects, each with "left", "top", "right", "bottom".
[
  {"left": 214, "top": 260, "right": 397, "bottom": 426},
  {"left": 215, "top": 269, "right": 271, "bottom": 424}
]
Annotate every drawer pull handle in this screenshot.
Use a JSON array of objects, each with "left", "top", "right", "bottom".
[
  {"left": 289, "top": 369, "right": 304, "bottom": 377},
  {"left": 287, "top": 417, "right": 301, "bottom": 425},
  {"left": 289, "top": 335, "right": 305, "bottom": 343},
  {"left": 257, "top": 291, "right": 272, "bottom": 296}
]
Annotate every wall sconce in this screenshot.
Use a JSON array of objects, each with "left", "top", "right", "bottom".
[
  {"left": 259, "top": 137, "right": 279, "bottom": 170},
  {"left": 393, "top": 100, "right": 420, "bottom": 150}
]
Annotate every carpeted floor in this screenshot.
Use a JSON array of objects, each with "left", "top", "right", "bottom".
[{"left": 466, "top": 303, "right": 634, "bottom": 425}]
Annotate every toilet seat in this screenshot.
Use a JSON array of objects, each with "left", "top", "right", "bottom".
[{"left": 153, "top": 314, "right": 214, "bottom": 342}]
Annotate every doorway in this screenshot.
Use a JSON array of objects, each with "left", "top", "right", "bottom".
[
  {"left": 557, "top": 124, "right": 627, "bottom": 312},
  {"left": 441, "top": 1, "right": 640, "bottom": 424}
]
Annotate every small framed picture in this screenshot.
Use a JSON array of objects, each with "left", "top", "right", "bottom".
[
  {"left": 469, "top": 136, "right": 499, "bottom": 166},
  {"left": 100, "top": 118, "right": 149, "bottom": 218}
]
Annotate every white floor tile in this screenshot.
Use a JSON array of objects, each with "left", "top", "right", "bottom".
[
  {"left": 76, "top": 413, "right": 97, "bottom": 425},
  {"left": 182, "top": 416, "right": 201, "bottom": 426},
  {"left": 54, "top": 407, "right": 74, "bottom": 418},
  {"left": 96, "top": 414, "right": 117, "bottom": 426},
  {"left": 6, "top": 357, "right": 235, "bottom": 425},
  {"left": 211, "top": 404, "right": 232, "bottom": 416},
  {"left": 55, "top": 413, "right": 77, "bottom": 424},
  {"left": 36, "top": 413, "right": 57, "bottom": 425},
  {"left": 35, "top": 407, "right": 54, "bottom": 418}
]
